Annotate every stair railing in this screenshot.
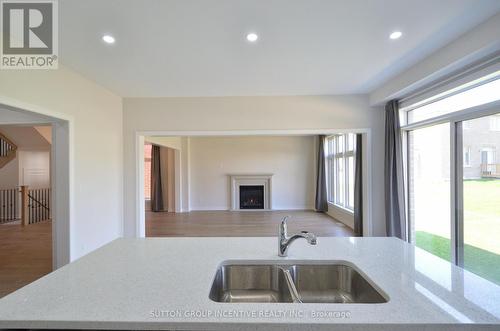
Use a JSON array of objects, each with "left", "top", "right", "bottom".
[
  {"left": 26, "top": 187, "right": 51, "bottom": 224},
  {"left": 8, "top": 186, "right": 52, "bottom": 226},
  {"left": 0, "top": 132, "right": 16, "bottom": 157},
  {"left": 0, "top": 188, "right": 18, "bottom": 224}
]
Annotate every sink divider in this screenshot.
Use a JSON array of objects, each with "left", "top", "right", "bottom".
[{"left": 279, "top": 267, "right": 303, "bottom": 303}]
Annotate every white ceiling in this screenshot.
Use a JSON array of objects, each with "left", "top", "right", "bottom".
[{"left": 59, "top": 0, "right": 500, "bottom": 97}]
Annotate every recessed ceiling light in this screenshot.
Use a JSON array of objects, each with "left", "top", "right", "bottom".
[
  {"left": 246, "top": 33, "right": 258, "bottom": 42},
  {"left": 102, "top": 35, "right": 115, "bottom": 44},
  {"left": 389, "top": 31, "right": 402, "bottom": 40}
]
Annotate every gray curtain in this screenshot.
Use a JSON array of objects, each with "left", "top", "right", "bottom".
[
  {"left": 354, "top": 134, "right": 363, "bottom": 236},
  {"left": 384, "top": 100, "right": 406, "bottom": 239},
  {"left": 315, "top": 135, "right": 328, "bottom": 212},
  {"left": 151, "top": 145, "right": 164, "bottom": 212}
]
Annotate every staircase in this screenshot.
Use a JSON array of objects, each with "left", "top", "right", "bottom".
[{"left": 0, "top": 132, "right": 17, "bottom": 169}]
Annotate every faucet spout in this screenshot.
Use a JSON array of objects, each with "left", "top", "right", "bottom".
[
  {"left": 299, "top": 231, "right": 317, "bottom": 245},
  {"left": 278, "top": 216, "right": 317, "bottom": 257}
]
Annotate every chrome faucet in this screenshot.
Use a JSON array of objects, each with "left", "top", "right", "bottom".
[{"left": 278, "top": 216, "right": 317, "bottom": 257}]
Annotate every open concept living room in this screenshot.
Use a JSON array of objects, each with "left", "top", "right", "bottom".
[
  {"left": 0, "top": 1, "right": 500, "bottom": 330},
  {"left": 143, "top": 134, "right": 360, "bottom": 238}
]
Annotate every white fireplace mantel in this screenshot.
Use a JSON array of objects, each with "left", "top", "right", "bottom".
[{"left": 229, "top": 174, "right": 273, "bottom": 211}]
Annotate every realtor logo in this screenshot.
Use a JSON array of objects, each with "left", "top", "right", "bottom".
[{"left": 1, "top": 0, "right": 58, "bottom": 69}]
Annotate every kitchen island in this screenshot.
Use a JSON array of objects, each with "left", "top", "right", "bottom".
[{"left": 0, "top": 237, "right": 499, "bottom": 330}]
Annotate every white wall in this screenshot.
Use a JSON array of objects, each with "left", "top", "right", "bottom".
[
  {"left": 123, "top": 95, "right": 386, "bottom": 237},
  {"left": 0, "top": 64, "right": 123, "bottom": 262},
  {"left": 145, "top": 136, "right": 182, "bottom": 150},
  {"left": 0, "top": 156, "right": 19, "bottom": 189},
  {"left": 18, "top": 150, "right": 51, "bottom": 188},
  {"left": 0, "top": 126, "right": 51, "bottom": 189},
  {"left": 189, "top": 136, "right": 315, "bottom": 211}
]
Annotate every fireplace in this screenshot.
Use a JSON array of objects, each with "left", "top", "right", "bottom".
[
  {"left": 229, "top": 174, "right": 272, "bottom": 210},
  {"left": 239, "top": 185, "right": 264, "bottom": 209}
]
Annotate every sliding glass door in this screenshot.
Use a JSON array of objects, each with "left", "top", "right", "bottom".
[
  {"left": 401, "top": 74, "right": 500, "bottom": 285},
  {"left": 460, "top": 114, "right": 500, "bottom": 285}
]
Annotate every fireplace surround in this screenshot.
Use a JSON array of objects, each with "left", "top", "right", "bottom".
[{"left": 229, "top": 174, "right": 272, "bottom": 210}]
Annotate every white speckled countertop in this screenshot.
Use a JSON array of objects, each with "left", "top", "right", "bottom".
[{"left": 0, "top": 237, "right": 499, "bottom": 330}]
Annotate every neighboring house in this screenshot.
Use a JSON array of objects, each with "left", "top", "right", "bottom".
[{"left": 463, "top": 114, "right": 500, "bottom": 179}]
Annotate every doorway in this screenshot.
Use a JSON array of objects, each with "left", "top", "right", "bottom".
[
  {"left": 137, "top": 131, "right": 374, "bottom": 239},
  {"left": 0, "top": 104, "right": 70, "bottom": 297}
]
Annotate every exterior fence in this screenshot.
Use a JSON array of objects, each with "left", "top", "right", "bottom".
[{"left": 481, "top": 164, "right": 500, "bottom": 178}]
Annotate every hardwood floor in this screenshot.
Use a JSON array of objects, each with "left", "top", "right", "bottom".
[
  {"left": 0, "top": 212, "right": 351, "bottom": 298},
  {"left": 146, "top": 210, "right": 354, "bottom": 237},
  {"left": 0, "top": 221, "right": 52, "bottom": 298}
]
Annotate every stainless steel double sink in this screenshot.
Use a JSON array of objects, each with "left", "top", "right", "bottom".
[{"left": 209, "top": 261, "right": 388, "bottom": 304}]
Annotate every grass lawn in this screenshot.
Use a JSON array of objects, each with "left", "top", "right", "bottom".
[
  {"left": 415, "top": 178, "right": 500, "bottom": 286},
  {"left": 464, "top": 179, "right": 500, "bottom": 216},
  {"left": 416, "top": 231, "right": 500, "bottom": 285}
]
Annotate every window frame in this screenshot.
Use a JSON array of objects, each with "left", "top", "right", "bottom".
[
  {"left": 463, "top": 146, "right": 471, "bottom": 167},
  {"left": 325, "top": 133, "right": 356, "bottom": 212},
  {"left": 400, "top": 80, "right": 500, "bottom": 266},
  {"left": 404, "top": 77, "right": 500, "bottom": 125}
]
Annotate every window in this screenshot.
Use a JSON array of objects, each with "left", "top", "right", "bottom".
[
  {"left": 402, "top": 71, "right": 500, "bottom": 285},
  {"left": 325, "top": 133, "right": 356, "bottom": 211},
  {"left": 463, "top": 147, "right": 471, "bottom": 167},
  {"left": 490, "top": 115, "right": 500, "bottom": 131},
  {"left": 480, "top": 147, "right": 495, "bottom": 165},
  {"left": 144, "top": 144, "right": 152, "bottom": 200},
  {"left": 404, "top": 77, "right": 500, "bottom": 125}
]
